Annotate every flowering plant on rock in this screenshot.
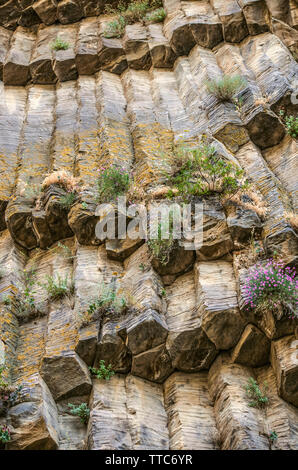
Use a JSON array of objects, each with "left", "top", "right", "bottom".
[
  {"left": 243, "top": 259, "right": 297, "bottom": 319},
  {"left": 0, "top": 425, "right": 11, "bottom": 444}
]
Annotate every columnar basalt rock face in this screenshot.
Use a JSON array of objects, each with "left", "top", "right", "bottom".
[{"left": 0, "top": 0, "right": 297, "bottom": 451}]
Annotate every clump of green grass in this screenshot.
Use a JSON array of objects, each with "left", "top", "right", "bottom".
[
  {"left": 68, "top": 403, "right": 90, "bottom": 424},
  {"left": 244, "top": 377, "right": 269, "bottom": 409},
  {"left": 103, "top": 0, "right": 164, "bottom": 38},
  {"left": 3, "top": 267, "right": 39, "bottom": 321},
  {"left": 79, "top": 283, "right": 128, "bottom": 327},
  {"left": 42, "top": 274, "right": 74, "bottom": 301},
  {"left": 89, "top": 360, "right": 115, "bottom": 381},
  {"left": 97, "top": 166, "right": 130, "bottom": 203},
  {"left": 103, "top": 15, "right": 126, "bottom": 38},
  {"left": 58, "top": 192, "right": 77, "bottom": 210},
  {"left": 205, "top": 75, "right": 247, "bottom": 102},
  {"left": 166, "top": 139, "right": 249, "bottom": 203},
  {"left": 51, "top": 38, "right": 69, "bottom": 51},
  {"left": 147, "top": 219, "right": 177, "bottom": 266},
  {"left": 145, "top": 7, "right": 166, "bottom": 22}
]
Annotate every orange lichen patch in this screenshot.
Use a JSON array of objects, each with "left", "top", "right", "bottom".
[
  {"left": 98, "top": 119, "right": 134, "bottom": 170},
  {"left": 131, "top": 123, "right": 174, "bottom": 190},
  {"left": 0, "top": 152, "right": 18, "bottom": 200},
  {"left": 53, "top": 141, "right": 77, "bottom": 172},
  {"left": 14, "top": 317, "right": 47, "bottom": 381},
  {"left": 42, "top": 170, "right": 79, "bottom": 192},
  {"left": 76, "top": 132, "right": 100, "bottom": 188},
  {"left": 215, "top": 124, "right": 249, "bottom": 154},
  {"left": 0, "top": 307, "right": 19, "bottom": 383},
  {"left": 45, "top": 307, "right": 78, "bottom": 358}
]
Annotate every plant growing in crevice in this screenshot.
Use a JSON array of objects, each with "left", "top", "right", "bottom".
[
  {"left": 3, "top": 267, "right": 39, "bottom": 321},
  {"left": 42, "top": 274, "right": 74, "bottom": 301},
  {"left": 96, "top": 165, "right": 130, "bottom": 203},
  {"left": 103, "top": 0, "right": 164, "bottom": 38},
  {"left": 166, "top": 139, "right": 249, "bottom": 204},
  {"left": 0, "top": 425, "right": 11, "bottom": 444},
  {"left": 160, "top": 288, "right": 167, "bottom": 297},
  {"left": 279, "top": 110, "right": 298, "bottom": 138},
  {"left": 205, "top": 75, "right": 247, "bottom": 102},
  {"left": 243, "top": 259, "right": 297, "bottom": 319},
  {"left": 249, "top": 229, "right": 265, "bottom": 262},
  {"left": 68, "top": 403, "right": 90, "bottom": 424},
  {"left": 145, "top": 6, "right": 165, "bottom": 22},
  {"left": 147, "top": 211, "right": 177, "bottom": 266},
  {"left": 19, "top": 179, "right": 43, "bottom": 203},
  {"left": 103, "top": 15, "right": 126, "bottom": 38},
  {"left": 56, "top": 242, "right": 76, "bottom": 261},
  {"left": 89, "top": 360, "right": 115, "bottom": 381},
  {"left": 269, "top": 431, "right": 278, "bottom": 444},
  {"left": 58, "top": 191, "right": 77, "bottom": 211},
  {"left": 0, "top": 367, "right": 23, "bottom": 417},
  {"left": 50, "top": 38, "right": 69, "bottom": 51},
  {"left": 244, "top": 377, "right": 269, "bottom": 409},
  {"left": 79, "top": 283, "right": 128, "bottom": 327}
]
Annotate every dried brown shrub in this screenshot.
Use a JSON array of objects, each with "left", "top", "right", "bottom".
[{"left": 42, "top": 170, "right": 79, "bottom": 193}]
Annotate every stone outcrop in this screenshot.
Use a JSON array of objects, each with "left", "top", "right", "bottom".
[{"left": 0, "top": 0, "right": 297, "bottom": 451}]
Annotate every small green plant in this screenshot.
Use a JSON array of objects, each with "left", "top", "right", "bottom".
[
  {"left": 0, "top": 425, "right": 11, "bottom": 444},
  {"left": 89, "top": 360, "right": 115, "bottom": 381},
  {"left": 160, "top": 288, "right": 166, "bottom": 297},
  {"left": 147, "top": 215, "right": 177, "bottom": 266},
  {"left": 269, "top": 431, "right": 278, "bottom": 443},
  {"left": 103, "top": 0, "right": 164, "bottom": 38},
  {"left": 3, "top": 268, "right": 38, "bottom": 321},
  {"left": 205, "top": 75, "right": 247, "bottom": 102},
  {"left": 68, "top": 403, "right": 90, "bottom": 424},
  {"left": 166, "top": 139, "right": 249, "bottom": 203},
  {"left": 22, "top": 179, "right": 43, "bottom": 202},
  {"left": 233, "top": 96, "right": 244, "bottom": 113},
  {"left": 56, "top": 242, "right": 75, "bottom": 261},
  {"left": 80, "top": 284, "right": 127, "bottom": 327},
  {"left": 103, "top": 15, "right": 126, "bottom": 38},
  {"left": 279, "top": 110, "right": 298, "bottom": 138},
  {"left": 42, "top": 274, "right": 74, "bottom": 301},
  {"left": 244, "top": 377, "right": 269, "bottom": 409},
  {"left": 97, "top": 166, "right": 130, "bottom": 203},
  {"left": 0, "top": 384, "right": 23, "bottom": 416},
  {"left": 58, "top": 192, "right": 77, "bottom": 210},
  {"left": 51, "top": 38, "right": 69, "bottom": 51},
  {"left": 145, "top": 7, "right": 166, "bottom": 22}
]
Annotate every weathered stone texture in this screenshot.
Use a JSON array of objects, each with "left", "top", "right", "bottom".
[{"left": 0, "top": 0, "right": 297, "bottom": 452}]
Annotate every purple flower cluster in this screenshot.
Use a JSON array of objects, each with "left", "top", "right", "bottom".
[{"left": 243, "top": 259, "right": 297, "bottom": 318}]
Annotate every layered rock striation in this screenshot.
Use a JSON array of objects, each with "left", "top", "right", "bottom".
[{"left": 0, "top": 0, "right": 297, "bottom": 450}]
